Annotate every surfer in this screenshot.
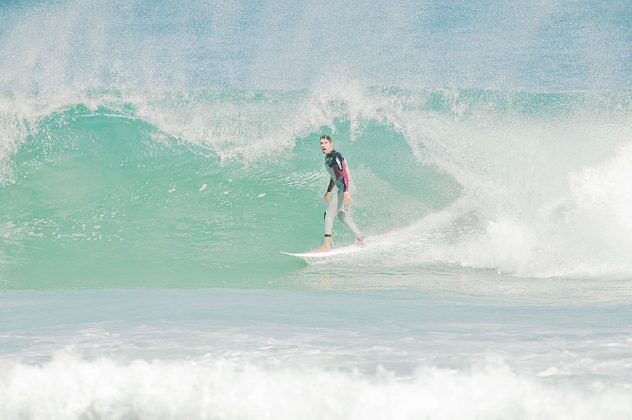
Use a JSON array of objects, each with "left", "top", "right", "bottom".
[{"left": 314, "top": 135, "right": 364, "bottom": 252}]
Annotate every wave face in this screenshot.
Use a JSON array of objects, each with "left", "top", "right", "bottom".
[
  {"left": 1, "top": 87, "right": 632, "bottom": 286},
  {"left": 2, "top": 0, "right": 632, "bottom": 287}
]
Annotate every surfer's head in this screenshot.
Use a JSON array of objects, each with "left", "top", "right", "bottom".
[{"left": 319, "top": 135, "right": 333, "bottom": 155}]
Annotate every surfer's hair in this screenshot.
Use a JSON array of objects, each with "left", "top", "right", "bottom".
[{"left": 320, "top": 135, "right": 332, "bottom": 142}]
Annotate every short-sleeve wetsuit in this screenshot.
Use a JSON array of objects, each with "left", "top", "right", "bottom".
[{"left": 323, "top": 150, "right": 363, "bottom": 240}]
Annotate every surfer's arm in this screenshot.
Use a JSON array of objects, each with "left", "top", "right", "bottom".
[
  {"left": 327, "top": 178, "right": 334, "bottom": 192},
  {"left": 324, "top": 178, "right": 334, "bottom": 203},
  {"left": 340, "top": 160, "right": 349, "bottom": 192}
]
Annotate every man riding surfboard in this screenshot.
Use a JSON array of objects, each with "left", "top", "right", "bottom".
[{"left": 314, "top": 135, "right": 364, "bottom": 252}]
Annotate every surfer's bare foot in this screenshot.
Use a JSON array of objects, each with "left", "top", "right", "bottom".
[
  {"left": 314, "top": 236, "right": 332, "bottom": 252},
  {"left": 356, "top": 238, "right": 365, "bottom": 246}
]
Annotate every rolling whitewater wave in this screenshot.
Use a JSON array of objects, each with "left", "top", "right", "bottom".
[
  {"left": 1, "top": 86, "right": 632, "bottom": 287},
  {"left": 2, "top": 349, "right": 631, "bottom": 420}
]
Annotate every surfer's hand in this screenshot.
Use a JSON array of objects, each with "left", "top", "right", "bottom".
[
  {"left": 343, "top": 191, "right": 352, "bottom": 206},
  {"left": 323, "top": 192, "right": 330, "bottom": 204}
]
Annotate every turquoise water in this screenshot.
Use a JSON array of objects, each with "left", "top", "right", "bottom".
[
  {"left": 2, "top": 89, "right": 632, "bottom": 286},
  {"left": 2, "top": 0, "right": 632, "bottom": 418}
]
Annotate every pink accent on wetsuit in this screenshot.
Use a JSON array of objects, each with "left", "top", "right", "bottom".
[{"left": 325, "top": 151, "right": 349, "bottom": 192}]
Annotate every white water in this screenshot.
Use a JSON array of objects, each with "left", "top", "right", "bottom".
[
  {"left": 3, "top": 351, "right": 631, "bottom": 420},
  {"left": 2, "top": 288, "right": 632, "bottom": 419}
]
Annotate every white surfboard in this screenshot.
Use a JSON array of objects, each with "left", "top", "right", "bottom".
[{"left": 281, "top": 244, "right": 361, "bottom": 262}]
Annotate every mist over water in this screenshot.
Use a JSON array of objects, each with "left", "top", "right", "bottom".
[{"left": 1, "top": 0, "right": 631, "bottom": 92}]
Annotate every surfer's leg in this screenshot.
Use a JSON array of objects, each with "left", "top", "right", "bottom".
[
  {"left": 337, "top": 211, "right": 363, "bottom": 241},
  {"left": 336, "top": 190, "right": 363, "bottom": 242},
  {"left": 313, "top": 193, "right": 339, "bottom": 252},
  {"left": 324, "top": 193, "right": 339, "bottom": 237}
]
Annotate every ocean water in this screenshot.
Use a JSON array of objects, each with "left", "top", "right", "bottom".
[{"left": 2, "top": 0, "right": 632, "bottom": 418}]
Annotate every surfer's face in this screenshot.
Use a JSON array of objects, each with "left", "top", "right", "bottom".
[{"left": 320, "top": 138, "right": 333, "bottom": 154}]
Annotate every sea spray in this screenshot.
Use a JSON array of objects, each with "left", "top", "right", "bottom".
[{"left": 2, "top": 88, "right": 632, "bottom": 285}]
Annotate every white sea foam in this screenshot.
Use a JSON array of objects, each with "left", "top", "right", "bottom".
[{"left": 1, "top": 350, "right": 631, "bottom": 420}]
